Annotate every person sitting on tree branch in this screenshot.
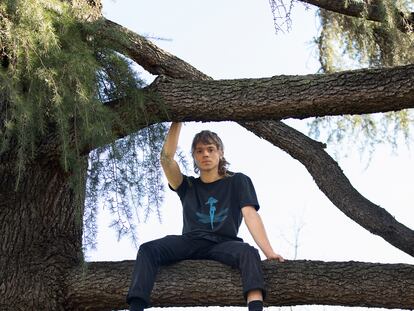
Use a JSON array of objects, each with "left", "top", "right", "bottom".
[{"left": 127, "top": 122, "right": 284, "bottom": 311}]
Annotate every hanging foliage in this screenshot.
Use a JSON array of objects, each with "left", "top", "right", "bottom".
[
  {"left": 0, "top": 0, "right": 168, "bottom": 247},
  {"left": 309, "top": 0, "right": 414, "bottom": 159}
]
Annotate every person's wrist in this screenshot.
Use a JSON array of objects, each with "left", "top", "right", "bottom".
[{"left": 263, "top": 249, "right": 275, "bottom": 259}]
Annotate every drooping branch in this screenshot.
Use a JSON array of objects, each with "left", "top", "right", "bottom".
[
  {"left": 66, "top": 259, "right": 414, "bottom": 310},
  {"left": 298, "top": 0, "right": 414, "bottom": 33},
  {"left": 101, "top": 19, "right": 211, "bottom": 80},
  {"left": 241, "top": 120, "right": 414, "bottom": 257},
  {"left": 94, "top": 17, "right": 414, "bottom": 257}
]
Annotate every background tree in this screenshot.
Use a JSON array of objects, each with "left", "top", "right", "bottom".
[
  {"left": 0, "top": 0, "right": 413, "bottom": 310},
  {"left": 302, "top": 0, "right": 413, "bottom": 158},
  {"left": 269, "top": 0, "right": 414, "bottom": 158}
]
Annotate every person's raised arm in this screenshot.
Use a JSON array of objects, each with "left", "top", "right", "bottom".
[
  {"left": 160, "top": 122, "right": 184, "bottom": 190},
  {"left": 242, "top": 206, "right": 285, "bottom": 262}
]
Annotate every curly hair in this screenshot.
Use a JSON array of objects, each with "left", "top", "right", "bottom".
[{"left": 191, "top": 130, "right": 230, "bottom": 176}]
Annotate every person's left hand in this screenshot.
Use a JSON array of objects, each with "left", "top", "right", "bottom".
[{"left": 266, "top": 251, "right": 285, "bottom": 262}]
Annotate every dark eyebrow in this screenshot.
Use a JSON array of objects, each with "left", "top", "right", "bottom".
[{"left": 196, "top": 144, "right": 216, "bottom": 149}]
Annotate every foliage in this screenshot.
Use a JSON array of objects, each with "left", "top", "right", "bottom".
[
  {"left": 84, "top": 124, "right": 167, "bottom": 249},
  {"left": 317, "top": 0, "right": 414, "bottom": 71},
  {"left": 267, "top": 1, "right": 414, "bottom": 157},
  {"left": 308, "top": 111, "right": 413, "bottom": 161},
  {"left": 309, "top": 0, "right": 414, "bottom": 158},
  {"left": 0, "top": 0, "right": 167, "bottom": 247},
  {"left": 268, "top": 0, "right": 296, "bottom": 33}
]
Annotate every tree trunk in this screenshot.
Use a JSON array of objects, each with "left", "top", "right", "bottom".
[
  {"left": 0, "top": 150, "right": 85, "bottom": 310},
  {"left": 66, "top": 259, "right": 414, "bottom": 310},
  {"left": 0, "top": 1, "right": 92, "bottom": 309}
]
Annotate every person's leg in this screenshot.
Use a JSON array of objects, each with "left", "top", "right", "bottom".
[
  {"left": 247, "top": 298, "right": 264, "bottom": 311},
  {"left": 205, "top": 241, "right": 266, "bottom": 310},
  {"left": 246, "top": 289, "right": 263, "bottom": 302},
  {"left": 127, "top": 235, "right": 209, "bottom": 310}
]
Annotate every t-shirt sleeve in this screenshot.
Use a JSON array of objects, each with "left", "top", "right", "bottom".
[
  {"left": 235, "top": 173, "right": 260, "bottom": 211},
  {"left": 168, "top": 174, "right": 189, "bottom": 198}
]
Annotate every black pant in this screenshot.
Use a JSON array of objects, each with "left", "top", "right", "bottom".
[{"left": 127, "top": 235, "right": 266, "bottom": 307}]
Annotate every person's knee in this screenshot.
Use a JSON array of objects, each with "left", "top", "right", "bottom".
[
  {"left": 241, "top": 244, "right": 260, "bottom": 260},
  {"left": 138, "top": 240, "right": 161, "bottom": 261}
]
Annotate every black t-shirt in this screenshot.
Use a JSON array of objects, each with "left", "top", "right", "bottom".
[{"left": 171, "top": 172, "right": 260, "bottom": 242}]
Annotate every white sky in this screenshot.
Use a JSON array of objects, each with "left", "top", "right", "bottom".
[{"left": 88, "top": 1, "right": 414, "bottom": 310}]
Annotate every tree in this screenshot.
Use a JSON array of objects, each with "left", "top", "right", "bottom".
[{"left": 1, "top": 0, "right": 413, "bottom": 310}]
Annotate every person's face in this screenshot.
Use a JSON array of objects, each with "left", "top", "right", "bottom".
[{"left": 193, "top": 142, "right": 223, "bottom": 174}]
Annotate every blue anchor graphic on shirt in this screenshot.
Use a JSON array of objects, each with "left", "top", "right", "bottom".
[
  {"left": 196, "top": 196, "right": 229, "bottom": 229},
  {"left": 206, "top": 197, "right": 217, "bottom": 229}
]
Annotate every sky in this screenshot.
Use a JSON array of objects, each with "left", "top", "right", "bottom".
[{"left": 88, "top": 1, "right": 414, "bottom": 310}]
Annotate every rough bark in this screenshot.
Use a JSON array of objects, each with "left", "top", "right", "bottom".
[
  {"left": 298, "top": 0, "right": 414, "bottom": 33},
  {"left": 104, "top": 62, "right": 414, "bottom": 149},
  {"left": 141, "top": 65, "right": 414, "bottom": 122},
  {"left": 66, "top": 259, "right": 414, "bottom": 310},
  {"left": 241, "top": 121, "right": 414, "bottom": 256},
  {"left": 0, "top": 1, "right": 91, "bottom": 309},
  {"left": 0, "top": 150, "right": 85, "bottom": 310}
]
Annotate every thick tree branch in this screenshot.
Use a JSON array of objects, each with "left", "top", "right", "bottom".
[
  {"left": 96, "top": 17, "right": 414, "bottom": 257},
  {"left": 66, "top": 259, "right": 414, "bottom": 310},
  {"left": 298, "top": 0, "right": 414, "bottom": 33},
  {"left": 107, "top": 63, "right": 414, "bottom": 141},
  {"left": 241, "top": 120, "right": 414, "bottom": 257},
  {"left": 140, "top": 65, "right": 414, "bottom": 122}
]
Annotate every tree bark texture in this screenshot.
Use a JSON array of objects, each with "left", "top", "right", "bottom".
[
  {"left": 66, "top": 259, "right": 414, "bottom": 310},
  {"left": 0, "top": 150, "right": 84, "bottom": 311},
  {"left": 103, "top": 62, "right": 414, "bottom": 153},
  {"left": 0, "top": 1, "right": 90, "bottom": 309},
  {"left": 142, "top": 65, "right": 414, "bottom": 122}
]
